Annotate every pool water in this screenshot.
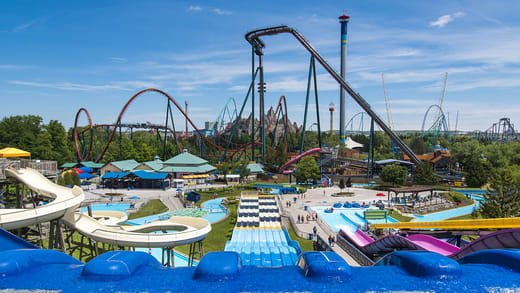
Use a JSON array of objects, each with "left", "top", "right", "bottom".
[
  {"left": 81, "top": 203, "right": 131, "bottom": 213},
  {"left": 201, "top": 198, "right": 227, "bottom": 223},
  {"left": 312, "top": 206, "right": 398, "bottom": 233}
]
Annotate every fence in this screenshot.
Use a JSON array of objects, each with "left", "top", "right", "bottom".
[
  {"left": 335, "top": 233, "right": 374, "bottom": 266},
  {"left": 0, "top": 158, "right": 57, "bottom": 180}
]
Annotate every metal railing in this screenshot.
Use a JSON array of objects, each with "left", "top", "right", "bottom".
[{"left": 336, "top": 233, "right": 374, "bottom": 266}]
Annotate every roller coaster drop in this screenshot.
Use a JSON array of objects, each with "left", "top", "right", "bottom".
[{"left": 74, "top": 25, "right": 420, "bottom": 166}]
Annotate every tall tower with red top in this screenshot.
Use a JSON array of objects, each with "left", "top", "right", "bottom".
[{"left": 339, "top": 12, "right": 350, "bottom": 144}]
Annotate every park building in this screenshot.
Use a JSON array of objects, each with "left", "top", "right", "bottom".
[{"left": 160, "top": 150, "right": 216, "bottom": 186}]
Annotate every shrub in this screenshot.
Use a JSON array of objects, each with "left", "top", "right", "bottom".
[{"left": 445, "top": 191, "right": 466, "bottom": 203}]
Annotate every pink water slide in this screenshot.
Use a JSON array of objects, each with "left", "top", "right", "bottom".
[
  {"left": 341, "top": 228, "right": 520, "bottom": 259},
  {"left": 279, "top": 148, "right": 322, "bottom": 173}
]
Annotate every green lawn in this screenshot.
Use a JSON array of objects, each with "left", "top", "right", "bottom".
[
  {"left": 447, "top": 213, "right": 482, "bottom": 221},
  {"left": 175, "top": 202, "right": 237, "bottom": 256},
  {"left": 387, "top": 209, "right": 413, "bottom": 222},
  {"left": 286, "top": 221, "right": 314, "bottom": 252},
  {"left": 127, "top": 199, "right": 168, "bottom": 220}
]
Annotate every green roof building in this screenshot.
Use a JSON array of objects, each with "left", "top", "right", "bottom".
[
  {"left": 135, "top": 159, "right": 164, "bottom": 171},
  {"left": 161, "top": 151, "right": 215, "bottom": 178},
  {"left": 100, "top": 159, "right": 140, "bottom": 176}
]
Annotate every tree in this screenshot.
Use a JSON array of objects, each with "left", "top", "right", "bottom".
[
  {"left": 63, "top": 172, "right": 73, "bottom": 186},
  {"left": 237, "top": 158, "right": 250, "bottom": 182},
  {"left": 294, "top": 156, "right": 320, "bottom": 184},
  {"left": 412, "top": 162, "right": 438, "bottom": 185},
  {"left": 465, "top": 160, "right": 488, "bottom": 188},
  {"left": 34, "top": 130, "right": 55, "bottom": 160},
  {"left": 71, "top": 171, "right": 81, "bottom": 187},
  {"left": 379, "top": 163, "right": 407, "bottom": 186},
  {"left": 339, "top": 178, "right": 345, "bottom": 189},
  {"left": 479, "top": 167, "right": 520, "bottom": 218},
  {"left": 408, "top": 136, "right": 427, "bottom": 155},
  {"left": 57, "top": 175, "right": 65, "bottom": 186}
]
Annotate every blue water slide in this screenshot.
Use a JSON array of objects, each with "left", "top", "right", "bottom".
[
  {"left": 269, "top": 246, "right": 283, "bottom": 266},
  {"left": 240, "top": 246, "right": 251, "bottom": 266},
  {"left": 251, "top": 246, "right": 262, "bottom": 266},
  {"left": 261, "top": 246, "right": 272, "bottom": 266}
]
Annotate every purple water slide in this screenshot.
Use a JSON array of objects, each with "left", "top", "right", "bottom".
[
  {"left": 450, "top": 229, "right": 520, "bottom": 260},
  {"left": 279, "top": 148, "right": 321, "bottom": 172},
  {"left": 341, "top": 228, "right": 520, "bottom": 259},
  {"left": 341, "top": 228, "right": 457, "bottom": 256},
  {"left": 406, "top": 234, "right": 459, "bottom": 256}
]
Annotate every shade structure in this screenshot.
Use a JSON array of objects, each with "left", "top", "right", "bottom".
[
  {"left": 79, "top": 173, "right": 94, "bottom": 180},
  {"left": 376, "top": 193, "right": 386, "bottom": 197},
  {"left": 0, "top": 147, "right": 30, "bottom": 158}
]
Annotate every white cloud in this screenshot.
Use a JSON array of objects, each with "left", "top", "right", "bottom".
[
  {"left": 13, "top": 17, "right": 44, "bottom": 32},
  {"left": 8, "top": 80, "right": 159, "bottom": 91},
  {"left": 429, "top": 12, "right": 465, "bottom": 28},
  {"left": 110, "top": 57, "right": 127, "bottom": 63},
  {"left": 213, "top": 8, "right": 232, "bottom": 15},
  {"left": 0, "top": 64, "right": 33, "bottom": 70},
  {"left": 188, "top": 5, "right": 201, "bottom": 11}
]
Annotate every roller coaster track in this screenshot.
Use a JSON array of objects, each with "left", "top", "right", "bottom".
[
  {"left": 245, "top": 26, "right": 420, "bottom": 164},
  {"left": 74, "top": 89, "right": 290, "bottom": 163}
]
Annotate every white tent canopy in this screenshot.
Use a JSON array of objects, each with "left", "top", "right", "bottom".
[{"left": 345, "top": 137, "right": 363, "bottom": 149}]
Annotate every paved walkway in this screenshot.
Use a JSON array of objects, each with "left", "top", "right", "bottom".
[{"left": 278, "top": 186, "right": 433, "bottom": 266}]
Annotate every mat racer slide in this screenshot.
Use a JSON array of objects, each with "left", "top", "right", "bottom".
[{"left": 342, "top": 228, "right": 520, "bottom": 260}]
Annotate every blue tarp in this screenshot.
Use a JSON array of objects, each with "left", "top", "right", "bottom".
[
  {"left": 102, "top": 172, "right": 129, "bottom": 179},
  {"left": 131, "top": 170, "right": 168, "bottom": 180},
  {"left": 78, "top": 166, "right": 93, "bottom": 173},
  {"left": 186, "top": 191, "right": 201, "bottom": 203},
  {"left": 79, "top": 173, "right": 94, "bottom": 180}
]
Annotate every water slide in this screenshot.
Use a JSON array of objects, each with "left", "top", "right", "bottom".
[
  {"left": 63, "top": 212, "right": 211, "bottom": 247},
  {"left": 279, "top": 147, "right": 322, "bottom": 172},
  {"left": 342, "top": 228, "right": 520, "bottom": 259},
  {"left": 1, "top": 167, "right": 85, "bottom": 230},
  {"left": 245, "top": 26, "right": 420, "bottom": 164},
  {"left": 4, "top": 168, "right": 211, "bottom": 248}
]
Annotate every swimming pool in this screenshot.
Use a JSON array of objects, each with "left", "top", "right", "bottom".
[
  {"left": 81, "top": 203, "right": 131, "bottom": 213},
  {"left": 201, "top": 198, "right": 227, "bottom": 223},
  {"left": 311, "top": 206, "right": 398, "bottom": 233}
]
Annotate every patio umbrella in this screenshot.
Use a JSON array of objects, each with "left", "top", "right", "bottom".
[
  {"left": 0, "top": 147, "right": 30, "bottom": 158},
  {"left": 73, "top": 168, "right": 83, "bottom": 174},
  {"left": 376, "top": 193, "right": 386, "bottom": 197},
  {"left": 369, "top": 181, "right": 376, "bottom": 184}
]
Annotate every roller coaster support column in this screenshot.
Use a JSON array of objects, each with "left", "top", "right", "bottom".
[
  {"left": 118, "top": 119, "right": 122, "bottom": 160},
  {"left": 300, "top": 56, "right": 322, "bottom": 154},
  {"left": 222, "top": 68, "right": 259, "bottom": 161},
  {"left": 367, "top": 118, "right": 374, "bottom": 178},
  {"left": 163, "top": 100, "right": 171, "bottom": 159},
  {"left": 259, "top": 54, "right": 266, "bottom": 161},
  {"left": 339, "top": 13, "right": 350, "bottom": 144},
  {"left": 251, "top": 45, "right": 255, "bottom": 161}
]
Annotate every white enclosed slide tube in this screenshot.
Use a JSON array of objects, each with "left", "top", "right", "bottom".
[{"left": 1, "top": 168, "right": 84, "bottom": 230}]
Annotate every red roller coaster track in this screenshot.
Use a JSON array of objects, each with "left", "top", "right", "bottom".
[{"left": 74, "top": 88, "right": 291, "bottom": 163}]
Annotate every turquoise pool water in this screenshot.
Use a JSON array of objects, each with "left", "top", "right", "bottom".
[
  {"left": 412, "top": 195, "right": 482, "bottom": 222},
  {"left": 311, "top": 206, "right": 398, "bottom": 233},
  {"left": 81, "top": 203, "right": 131, "bottom": 213},
  {"left": 201, "top": 198, "right": 227, "bottom": 223}
]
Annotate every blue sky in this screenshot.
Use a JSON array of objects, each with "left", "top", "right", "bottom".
[{"left": 1, "top": 0, "right": 519, "bottom": 132}]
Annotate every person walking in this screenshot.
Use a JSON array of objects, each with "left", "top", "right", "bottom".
[
  {"left": 328, "top": 235, "right": 332, "bottom": 246},
  {"left": 313, "top": 226, "right": 317, "bottom": 236}
]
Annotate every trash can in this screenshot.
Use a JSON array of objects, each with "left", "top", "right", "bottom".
[
  {"left": 304, "top": 206, "right": 308, "bottom": 211},
  {"left": 308, "top": 233, "right": 313, "bottom": 240}
]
